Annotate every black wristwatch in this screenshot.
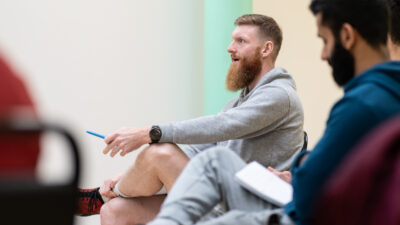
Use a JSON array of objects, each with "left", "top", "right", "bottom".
[{"left": 149, "top": 125, "right": 162, "bottom": 143}]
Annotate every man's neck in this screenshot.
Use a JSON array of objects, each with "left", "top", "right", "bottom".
[
  {"left": 388, "top": 36, "right": 400, "bottom": 61},
  {"left": 354, "top": 43, "right": 389, "bottom": 76},
  {"left": 248, "top": 62, "right": 274, "bottom": 91},
  {"left": 389, "top": 45, "right": 400, "bottom": 60}
]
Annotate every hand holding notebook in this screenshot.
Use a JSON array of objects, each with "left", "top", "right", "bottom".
[{"left": 235, "top": 161, "right": 293, "bottom": 207}]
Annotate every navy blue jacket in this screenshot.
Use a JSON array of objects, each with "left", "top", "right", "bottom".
[{"left": 285, "top": 61, "right": 400, "bottom": 225}]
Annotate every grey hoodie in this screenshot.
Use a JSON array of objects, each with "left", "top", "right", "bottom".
[{"left": 160, "top": 67, "right": 304, "bottom": 170}]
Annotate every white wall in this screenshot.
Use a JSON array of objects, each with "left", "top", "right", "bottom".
[
  {"left": 0, "top": 1, "right": 203, "bottom": 224},
  {"left": 253, "top": 0, "right": 343, "bottom": 147}
]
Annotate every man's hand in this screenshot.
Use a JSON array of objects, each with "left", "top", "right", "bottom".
[
  {"left": 103, "top": 126, "right": 152, "bottom": 157},
  {"left": 267, "top": 167, "right": 292, "bottom": 184},
  {"left": 99, "top": 173, "right": 123, "bottom": 199}
]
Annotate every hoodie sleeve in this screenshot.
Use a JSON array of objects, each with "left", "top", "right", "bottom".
[{"left": 159, "top": 85, "right": 290, "bottom": 144}]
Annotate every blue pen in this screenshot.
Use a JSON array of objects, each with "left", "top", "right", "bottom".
[{"left": 86, "top": 130, "right": 105, "bottom": 139}]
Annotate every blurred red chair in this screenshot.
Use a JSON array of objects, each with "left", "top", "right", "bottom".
[
  {"left": 0, "top": 53, "right": 40, "bottom": 174},
  {"left": 0, "top": 52, "right": 81, "bottom": 225},
  {"left": 315, "top": 114, "right": 400, "bottom": 225}
]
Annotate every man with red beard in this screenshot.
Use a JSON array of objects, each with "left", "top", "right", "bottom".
[{"left": 77, "top": 14, "right": 304, "bottom": 225}]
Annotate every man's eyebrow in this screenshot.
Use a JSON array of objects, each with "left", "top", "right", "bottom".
[
  {"left": 233, "top": 34, "right": 246, "bottom": 40},
  {"left": 238, "top": 34, "right": 250, "bottom": 39}
]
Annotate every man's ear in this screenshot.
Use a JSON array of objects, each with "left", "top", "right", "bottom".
[
  {"left": 262, "top": 41, "right": 274, "bottom": 58},
  {"left": 387, "top": 33, "right": 398, "bottom": 60},
  {"left": 340, "top": 23, "right": 356, "bottom": 50}
]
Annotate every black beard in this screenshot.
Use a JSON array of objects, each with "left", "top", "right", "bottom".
[{"left": 328, "top": 41, "right": 355, "bottom": 86}]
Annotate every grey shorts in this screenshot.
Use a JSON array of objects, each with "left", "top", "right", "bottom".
[{"left": 179, "top": 144, "right": 205, "bottom": 158}]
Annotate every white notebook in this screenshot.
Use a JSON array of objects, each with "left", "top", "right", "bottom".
[{"left": 234, "top": 161, "right": 293, "bottom": 207}]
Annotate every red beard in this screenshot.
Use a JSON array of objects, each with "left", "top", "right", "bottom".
[{"left": 226, "top": 49, "right": 262, "bottom": 91}]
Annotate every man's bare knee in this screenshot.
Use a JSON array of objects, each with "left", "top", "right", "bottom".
[
  {"left": 137, "top": 143, "right": 187, "bottom": 167},
  {"left": 118, "top": 143, "right": 188, "bottom": 196}
]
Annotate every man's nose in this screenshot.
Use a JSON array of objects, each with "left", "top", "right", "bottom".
[{"left": 227, "top": 41, "right": 235, "bottom": 53}]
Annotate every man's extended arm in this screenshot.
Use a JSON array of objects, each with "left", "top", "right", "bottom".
[
  {"left": 160, "top": 86, "right": 290, "bottom": 144},
  {"left": 104, "top": 86, "right": 291, "bottom": 156}
]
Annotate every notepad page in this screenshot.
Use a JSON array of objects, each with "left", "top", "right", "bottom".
[{"left": 235, "top": 161, "right": 293, "bottom": 207}]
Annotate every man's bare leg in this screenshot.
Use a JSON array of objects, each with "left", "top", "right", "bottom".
[
  {"left": 118, "top": 143, "right": 189, "bottom": 196},
  {"left": 100, "top": 143, "right": 189, "bottom": 225},
  {"left": 100, "top": 195, "right": 166, "bottom": 225}
]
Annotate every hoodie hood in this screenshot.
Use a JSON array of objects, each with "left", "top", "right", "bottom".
[
  {"left": 344, "top": 61, "right": 400, "bottom": 101},
  {"left": 256, "top": 67, "right": 296, "bottom": 90},
  {"left": 240, "top": 67, "right": 296, "bottom": 98}
]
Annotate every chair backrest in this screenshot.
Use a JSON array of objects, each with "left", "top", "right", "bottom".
[
  {"left": 0, "top": 119, "right": 81, "bottom": 225},
  {"left": 301, "top": 131, "right": 308, "bottom": 152}
]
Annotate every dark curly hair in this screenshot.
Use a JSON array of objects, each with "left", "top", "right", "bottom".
[{"left": 309, "top": 0, "right": 388, "bottom": 49}]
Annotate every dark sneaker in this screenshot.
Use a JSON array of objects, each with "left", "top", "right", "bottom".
[{"left": 76, "top": 187, "right": 104, "bottom": 216}]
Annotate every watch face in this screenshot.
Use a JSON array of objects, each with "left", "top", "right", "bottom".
[
  {"left": 151, "top": 129, "right": 161, "bottom": 137},
  {"left": 150, "top": 126, "right": 162, "bottom": 142}
]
